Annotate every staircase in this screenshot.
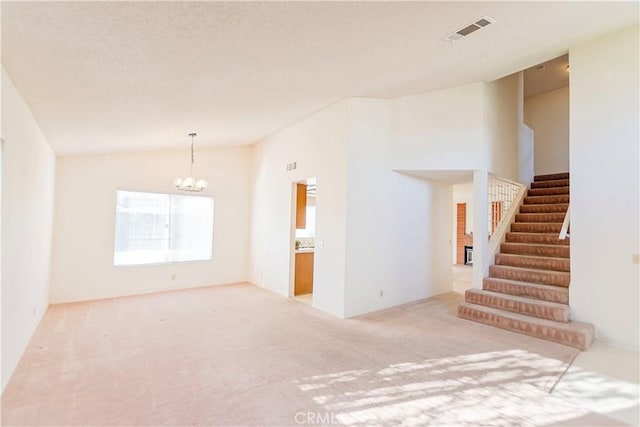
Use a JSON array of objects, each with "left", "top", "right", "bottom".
[{"left": 458, "top": 172, "right": 595, "bottom": 350}]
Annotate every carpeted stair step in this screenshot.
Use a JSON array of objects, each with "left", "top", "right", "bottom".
[
  {"left": 534, "top": 172, "right": 570, "bottom": 182},
  {"left": 515, "top": 213, "right": 566, "bottom": 223},
  {"left": 465, "top": 289, "right": 569, "bottom": 322},
  {"left": 455, "top": 171, "right": 594, "bottom": 350},
  {"left": 495, "top": 253, "right": 570, "bottom": 272},
  {"left": 512, "top": 222, "right": 563, "bottom": 233},
  {"left": 501, "top": 242, "right": 570, "bottom": 258},
  {"left": 531, "top": 179, "right": 570, "bottom": 189},
  {"left": 520, "top": 203, "right": 569, "bottom": 213},
  {"left": 483, "top": 277, "right": 569, "bottom": 304},
  {"left": 505, "top": 232, "right": 570, "bottom": 245},
  {"left": 457, "top": 303, "right": 594, "bottom": 350},
  {"left": 528, "top": 187, "right": 570, "bottom": 197},
  {"left": 524, "top": 195, "right": 570, "bottom": 205},
  {"left": 489, "top": 265, "right": 570, "bottom": 287}
]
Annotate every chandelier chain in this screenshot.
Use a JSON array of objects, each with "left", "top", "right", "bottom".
[
  {"left": 190, "top": 134, "right": 195, "bottom": 175},
  {"left": 173, "top": 132, "right": 208, "bottom": 193}
]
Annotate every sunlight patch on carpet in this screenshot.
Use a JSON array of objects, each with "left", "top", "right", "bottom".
[{"left": 295, "top": 349, "right": 632, "bottom": 426}]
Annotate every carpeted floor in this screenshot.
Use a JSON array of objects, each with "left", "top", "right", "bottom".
[{"left": 1, "top": 283, "right": 627, "bottom": 426}]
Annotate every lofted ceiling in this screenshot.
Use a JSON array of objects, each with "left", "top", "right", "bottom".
[
  {"left": 2, "top": 1, "right": 638, "bottom": 155},
  {"left": 524, "top": 54, "right": 569, "bottom": 98}
]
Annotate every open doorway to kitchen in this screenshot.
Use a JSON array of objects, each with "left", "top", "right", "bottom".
[{"left": 291, "top": 177, "right": 316, "bottom": 305}]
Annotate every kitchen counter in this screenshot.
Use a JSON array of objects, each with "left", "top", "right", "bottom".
[{"left": 295, "top": 248, "right": 315, "bottom": 253}]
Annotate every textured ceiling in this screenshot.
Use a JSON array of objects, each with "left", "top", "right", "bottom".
[{"left": 2, "top": 1, "right": 638, "bottom": 155}]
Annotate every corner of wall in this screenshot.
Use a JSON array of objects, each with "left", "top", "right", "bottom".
[{"left": 1, "top": 67, "right": 57, "bottom": 391}]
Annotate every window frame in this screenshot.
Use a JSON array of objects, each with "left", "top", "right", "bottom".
[{"left": 113, "top": 188, "right": 215, "bottom": 267}]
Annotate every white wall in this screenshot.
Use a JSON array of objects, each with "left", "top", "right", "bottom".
[
  {"left": 391, "top": 83, "right": 487, "bottom": 171},
  {"left": 569, "top": 25, "right": 639, "bottom": 349},
  {"left": 452, "top": 182, "right": 474, "bottom": 264},
  {"left": 343, "top": 99, "right": 452, "bottom": 317},
  {"left": 517, "top": 72, "right": 535, "bottom": 186},
  {"left": 525, "top": 87, "right": 570, "bottom": 176},
  {"left": 1, "top": 68, "right": 56, "bottom": 390},
  {"left": 248, "top": 77, "right": 520, "bottom": 319},
  {"left": 390, "top": 76, "right": 520, "bottom": 180},
  {"left": 50, "top": 146, "right": 250, "bottom": 303},
  {"left": 249, "top": 100, "right": 349, "bottom": 318},
  {"left": 484, "top": 73, "right": 521, "bottom": 182}
]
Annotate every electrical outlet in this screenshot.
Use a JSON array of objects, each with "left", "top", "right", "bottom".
[
  {"left": 171, "top": 274, "right": 176, "bottom": 280},
  {"left": 379, "top": 290, "right": 383, "bottom": 298}
]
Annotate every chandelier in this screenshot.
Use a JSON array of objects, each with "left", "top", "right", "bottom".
[{"left": 173, "top": 133, "right": 208, "bottom": 192}]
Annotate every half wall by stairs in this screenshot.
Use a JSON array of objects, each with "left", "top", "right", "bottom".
[{"left": 458, "top": 172, "right": 595, "bottom": 350}]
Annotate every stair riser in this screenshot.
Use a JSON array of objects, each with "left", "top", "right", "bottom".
[
  {"left": 501, "top": 243, "right": 570, "bottom": 258},
  {"left": 483, "top": 278, "right": 569, "bottom": 304},
  {"left": 512, "top": 223, "right": 563, "bottom": 233},
  {"left": 465, "top": 291, "right": 569, "bottom": 322},
  {"left": 457, "top": 305, "right": 591, "bottom": 350},
  {"left": 495, "top": 254, "right": 570, "bottom": 272},
  {"left": 515, "top": 214, "right": 566, "bottom": 223},
  {"left": 534, "top": 173, "right": 570, "bottom": 182},
  {"left": 524, "top": 195, "right": 570, "bottom": 205},
  {"left": 531, "top": 179, "right": 569, "bottom": 189},
  {"left": 506, "top": 233, "right": 569, "bottom": 245},
  {"left": 489, "top": 266, "right": 570, "bottom": 287},
  {"left": 528, "top": 187, "right": 570, "bottom": 197},
  {"left": 520, "top": 204, "right": 568, "bottom": 213}
]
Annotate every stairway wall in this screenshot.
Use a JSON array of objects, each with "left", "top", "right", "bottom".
[
  {"left": 524, "top": 87, "right": 569, "bottom": 176},
  {"left": 569, "top": 25, "right": 640, "bottom": 349},
  {"left": 485, "top": 73, "right": 521, "bottom": 182}
]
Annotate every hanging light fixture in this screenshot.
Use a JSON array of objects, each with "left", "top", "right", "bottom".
[{"left": 173, "top": 133, "right": 208, "bottom": 192}]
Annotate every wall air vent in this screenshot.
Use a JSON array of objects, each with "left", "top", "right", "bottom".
[{"left": 444, "top": 16, "right": 496, "bottom": 42}]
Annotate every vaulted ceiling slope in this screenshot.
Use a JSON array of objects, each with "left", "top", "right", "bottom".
[{"left": 2, "top": 1, "right": 638, "bottom": 155}]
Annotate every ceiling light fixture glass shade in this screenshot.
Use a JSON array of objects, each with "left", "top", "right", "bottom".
[{"left": 174, "top": 133, "right": 208, "bottom": 192}]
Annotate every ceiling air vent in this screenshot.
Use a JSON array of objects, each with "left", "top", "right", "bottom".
[{"left": 444, "top": 16, "right": 496, "bottom": 42}]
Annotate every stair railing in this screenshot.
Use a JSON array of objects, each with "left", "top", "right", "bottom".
[
  {"left": 488, "top": 174, "right": 526, "bottom": 239},
  {"left": 486, "top": 174, "right": 527, "bottom": 270},
  {"left": 559, "top": 205, "right": 570, "bottom": 240}
]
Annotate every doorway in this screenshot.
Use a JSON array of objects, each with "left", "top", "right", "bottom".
[
  {"left": 291, "top": 177, "right": 316, "bottom": 304},
  {"left": 452, "top": 182, "right": 473, "bottom": 294}
]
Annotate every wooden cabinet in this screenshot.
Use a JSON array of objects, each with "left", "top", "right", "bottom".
[
  {"left": 296, "top": 183, "right": 307, "bottom": 229},
  {"left": 294, "top": 252, "right": 314, "bottom": 295}
]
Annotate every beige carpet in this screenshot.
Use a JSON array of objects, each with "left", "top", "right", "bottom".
[{"left": 1, "top": 283, "right": 625, "bottom": 426}]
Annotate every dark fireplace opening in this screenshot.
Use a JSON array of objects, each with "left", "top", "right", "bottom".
[{"left": 464, "top": 246, "right": 473, "bottom": 265}]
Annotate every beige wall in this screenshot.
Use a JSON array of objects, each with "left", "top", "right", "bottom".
[
  {"left": 51, "top": 146, "right": 251, "bottom": 303},
  {"left": 1, "top": 68, "right": 56, "bottom": 390},
  {"left": 525, "top": 87, "right": 570, "bottom": 176}
]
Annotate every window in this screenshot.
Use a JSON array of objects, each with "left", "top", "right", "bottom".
[{"left": 114, "top": 190, "right": 214, "bottom": 266}]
